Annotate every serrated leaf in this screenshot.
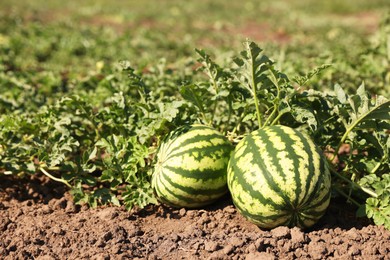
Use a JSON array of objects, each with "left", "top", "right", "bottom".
[
  {"left": 291, "top": 105, "right": 317, "bottom": 130},
  {"left": 362, "top": 97, "right": 390, "bottom": 121},
  {"left": 335, "top": 84, "right": 347, "bottom": 104},
  {"left": 180, "top": 84, "right": 207, "bottom": 110},
  {"left": 292, "top": 64, "right": 332, "bottom": 86},
  {"left": 347, "top": 85, "right": 390, "bottom": 127}
]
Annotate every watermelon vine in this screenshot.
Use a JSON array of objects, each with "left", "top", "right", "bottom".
[{"left": 189, "top": 41, "right": 389, "bottom": 229}]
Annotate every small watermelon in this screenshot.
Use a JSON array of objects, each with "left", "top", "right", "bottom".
[
  {"left": 152, "top": 124, "right": 233, "bottom": 208},
  {"left": 227, "top": 125, "right": 331, "bottom": 229}
]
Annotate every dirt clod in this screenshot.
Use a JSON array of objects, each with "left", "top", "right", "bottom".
[
  {"left": 271, "top": 226, "right": 291, "bottom": 239},
  {"left": 245, "top": 252, "right": 275, "bottom": 260}
]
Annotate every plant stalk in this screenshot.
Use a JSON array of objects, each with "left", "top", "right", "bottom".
[
  {"left": 251, "top": 78, "right": 263, "bottom": 128},
  {"left": 40, "top": 168, "right": 72, "bottom": 188},
  {"left": 329, "top": 166, "right": 378, "bottom": 198},
  {"left": 332, "top": 185, "right": 362, "bottom": 208},
  {"left": 263, "top": 70, "right": 281, "bottom": 127},
  {"left": 248, "top": 47, "right": 263, "bottom": 128}
]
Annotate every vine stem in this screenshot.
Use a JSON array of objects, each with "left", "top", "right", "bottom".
[
  {"left": 332, "top": 185, "right": 362, "bottom": 208},
  {"left": 206, "top": 62, "right": 219, "bottom": 125},
  {"left": 251, "top": 75, "right": 262, "bottom": 128},
  {"left": 262, "top": 69, "right": 281, "bottom": 127},
  {"left": 247, "top": 45, "right": 263, "bottom": 128},
  {"left": 270, "top": 111, "right": 288, "bottom": 126},
  {"left": 40, "top": 167, "right": 72, "bottom": 188},
  {"left": 329, "top": 166, "right": 378, "bottom": 198},
  {"left": 231, "top": 105, "right": 249, "bottom": 136},
  {"left": 370, "top": 160, "right": 383, "bottom": 174},
  {"left": 330, "top": 128, "right": 350, "bottom": 162}
]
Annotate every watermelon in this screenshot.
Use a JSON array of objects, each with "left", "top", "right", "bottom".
[
  {"left": 151, "top": 124, "right": 233, "bottom": 208},
  {"left": 227, "top": 125, "right": 331, "bottom": 229}
]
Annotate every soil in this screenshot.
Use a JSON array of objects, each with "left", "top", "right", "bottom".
[{"left": 1, "top": 174, "right": 389, "bottom": 260}]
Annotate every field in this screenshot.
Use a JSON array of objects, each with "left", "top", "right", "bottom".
[{"left": 1, "top": 0, "right": 390, "bottom": 259}]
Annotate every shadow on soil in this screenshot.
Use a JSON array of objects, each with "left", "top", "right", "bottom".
[
  {"left": 0, "top": 173, "right": 66, "bottom": 204},
  {"left": 0, "top": 173, "right": 373, "bottom": 231},
  {"left": 132, "top": 192, "right": 373, "bottom": 232}
]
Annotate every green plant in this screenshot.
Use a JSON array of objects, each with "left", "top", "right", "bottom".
[{"left": 187, "top": 41, "right": 389, "bottom": 229}]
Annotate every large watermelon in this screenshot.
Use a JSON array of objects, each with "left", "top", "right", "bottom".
[
  {"left": 227, "top": 125, "right": 331, "bottom": 229},
  {"left": 151, "top": 124, "right": 233, "bottom": 208}
]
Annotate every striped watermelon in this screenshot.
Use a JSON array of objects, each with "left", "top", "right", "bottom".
[
  {"left": 151, "top": 124, "right": 233, "bottom": 208},
  {"left": 227, "top": 125, "right": 331, "bottom": 229}
]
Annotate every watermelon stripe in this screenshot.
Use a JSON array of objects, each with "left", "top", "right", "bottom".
[
  {"left": 297, "top": 207, "right": 328, "bottom": 227},
  {"left": 302, "top": 186, "right": 331, "bottom": 213},
  {"left": 292, "top": 130, "right": 321, "bottom": 207},
  {"left": 157, "top": 178, "right": 226, "bottom": 208},
  {"left": 159, "top": 179, "right": 216, "bottom": 205},
  {"left": 157, "top": 174, "right": 207, "bottom": 205},
  {"left": 166, "top": 143, "right": 232, "bottom": 162},
  {"left": 154, "top": 174, "right": 174, "bottom": 202},
  {"left": 171, "top": 132, "right": 229, "bottom": 151},
  {"left": 230, "top": 170, "right": 282, "bottom": 215},
  {"left": 295, "top": 139, "right": 316, "bottom": 206},
  {"left": 164, "top": 165, "right": 228, "bottom": 180},
  {"left": 157, "top": 183, "right": 220, "bottom": 208},
  {"left": 258, "top": 129, "right": 300, "bottom": 210},
  {"left": 246, "top": 133, "right": 293, "bottom": 209},
  {"left": 228, "top": 141, "right": 283, "bottom": 211},
  {"left": 160, "top": 173, "right": 227, "bottom": 196},
  {"left": 173, "top": 128, "right": 224, "bottom": 148},
  {"left": 300, "top": 159, "right": 329, "bottom": 208},
  {"left": 227, "top": 138, "right": 292, "bottom": 221},
  {"left": 156, "top": 125, "right": 226, "bottom": 162},
  {"left": 240, "top": 208, "right": 290, "bottom": 223},
  {"left": 164, "top": 151, "right": 230, "bottom": 174},
  {"left": 266, "top": 126, "right": 305, "bottom": 208},
  {"left": 234, "top": 200, "right": 291, "bottom": 223}
]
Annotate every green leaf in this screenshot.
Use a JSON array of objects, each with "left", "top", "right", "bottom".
[
  {"left": 366, "top": 196, "right": 390, "bottom": 230},
  {"left": 292, "top": 64, "right": 332, "bottom": 86},
  {"left": 347, "top": 84, "right": 390, "bottom": 126},
  {"left": 335, "top": 84, "right": 347, "bottom": 104}
]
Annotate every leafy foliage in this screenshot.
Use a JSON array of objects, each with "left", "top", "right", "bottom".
[
  {"left": 0, "top": 63, "right": 190, "bottom": 209},
  {"left": 359, "top": 174, "right": 390, "bottom": 229}
]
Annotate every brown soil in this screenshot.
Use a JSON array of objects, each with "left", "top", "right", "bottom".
[{"left": 1, "top": 174, "right": 389, "bottom": 260}]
